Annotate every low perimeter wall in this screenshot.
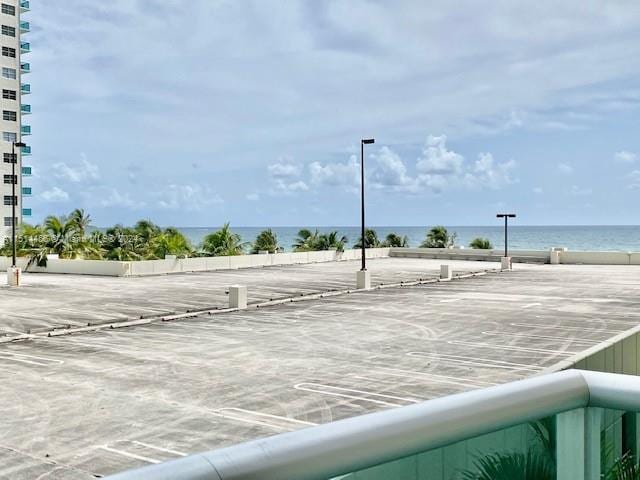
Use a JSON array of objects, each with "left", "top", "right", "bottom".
[
  {"left": 389, "top": 247, "right": 640, "bottom": 265},
  {"left": 0, "top": 248, "right": 391, "bottom": 277}
]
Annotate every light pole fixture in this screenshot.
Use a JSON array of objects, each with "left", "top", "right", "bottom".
[
  {"left": 496, "top": 213, "right": 516, "bottom": 258},
  {"left": 11, "top": 141, "right": 26, "bottom": 268},
  {"left": 360, "top": 138, "right": 375, "bottom": 272}
]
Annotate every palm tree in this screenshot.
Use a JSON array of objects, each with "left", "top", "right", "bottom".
[
  {"left": 354, "top": 229, "right": 381, "bottom": 249},
  {"left": 134, "top": 219, "right": 162, "bottom": 244},
  {"left": 460, "top": 451, "right": 554, "bottom": 480},
  {"left": 148, "top": 228, "right": 193, "bottom": 259},
  {"left": 252, "top": 229, "right": 279, "bottom": 254},
  {"left": 292, "top": 229, "right": 319, "bottom": 252},
  {"left": 470, "top": 237, "right": 493, "bottom": 249},
  {"left": 382, "top": 233, "right": 409, "bottom": 248},
  {"left": 420, "top": 226, "right": 457, "bottom": 248},
  {"left": 317, "top": 231, "right": 348, "bottom": 252},
  {"left": 68, "top": 208, "right": 92, "bottom": 237},
  {"left": 42, "top": 214, "right": 102, "bottom": 260},
  {"left": 200, "top": 222, "right": 246, "bottom": 256}
]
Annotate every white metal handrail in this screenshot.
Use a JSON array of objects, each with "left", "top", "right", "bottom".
[{"left": 104, "top": 370, "right": 640, "bottom": 480}]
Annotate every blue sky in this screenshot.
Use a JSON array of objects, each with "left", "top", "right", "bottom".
[{"left": 24, "top": 1, "right": 640, "bottom": 226}]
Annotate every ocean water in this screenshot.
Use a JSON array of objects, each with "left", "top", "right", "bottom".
[{"left": 178, "top": 226, "right": 640, "bottom": 253}]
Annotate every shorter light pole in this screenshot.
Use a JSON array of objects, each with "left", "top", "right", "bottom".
[
  {"left": 496, "top": 213, "right": 516, "bottom": 258},
  {"left": 11, "top": 141, "right": 26, "bottom": 268}
]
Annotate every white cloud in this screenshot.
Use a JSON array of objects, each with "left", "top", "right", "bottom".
[
  {"left": 158, "top": 184, "right": 224, "bottom": 211},
  {"left": 417, "top": 135, "right": 464, "bottom": 175},
  {"left": 267, "top": 159, "right": 309, "bottom": 195},
  {"left": 246, "top": 193, "right": 260, "bottom": 201},
  {"left": 569, "top": 185, "right": 593, "bottom": 196},
  {"left": 557, "top": 163, "right": 574, "bottom": 174},
  {"left": 370, "top": 146, "right": 418, "bottom": 192},
  {"left": 615, "top": 151, "right": 637, "bottom": 163},
  {"left": 468, "top": 153, "right": 517, "bottom": 189},
  {"left": 627, "top": 170, "right": 640, "bottom": 189},
  {"left": 309, "top": 155, "right": 360, "bottom": 188},
  {"left": 53, "top": 156, "right": 100, "bottom": 183},
  {"left": 267, "top": 162, "right": 303, "bottom": 179},
  {"left": 533, "top": 187, "right": 544, "bottom": 194},
  {"left": 99, "top": 189, "right": 146, "bottom": 209},
  {"left": 40, "top": 187, "right": 70, "bottom": 202}
]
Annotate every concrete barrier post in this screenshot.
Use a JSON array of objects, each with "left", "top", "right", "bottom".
[
  {"left": 356, "top": 270, "right": 371, "bottom": 290},
  {"left": 229, "top": 285, "right": 247, "bottom": 309},
  {"left": 440, "top": 264, "right": 452, "bottom": 280},
  {"left": 501, "top": 257, "right": 512, "bottom": 271},
  {"left": 550, "top": 250, "right": 560, "bottom": 265},
  {"left": 6, "top": 266, "right": 20, "bottom": 286}
]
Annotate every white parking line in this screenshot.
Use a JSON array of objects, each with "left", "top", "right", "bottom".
[
  {"left": 211, "top": 407, "right": 316, "bottom": 431},
  {"left": 131, "top": 441, "right": 187, "bottom": 457},
  {"left": 521, "top": 303, "right": 542, "bottom": 309},
  {"left": 294, "top": 383, "right": 419, "bottom": 408},
  {"left": 448, "top": 340, "right": 579, "bottom": 356},
  {"left": 481, "top": 331, "right": 597, "bottom": 346},
  {"left": 407, "top": 351, "right": 545, "bottom": 372},
  {"left": 363, "top": 367, "right": 495, "bottom": 388},
  {"left": 0, "top": 351, "right": 63, "bottom": 366},
  {"left": 99, "top": 446, "right": 161, "bottom": 464},
  {"left": 509, "top": 323, "right": 625, "bottom": 334}
]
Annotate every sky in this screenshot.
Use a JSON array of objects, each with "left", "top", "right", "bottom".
[{"left": 23, "top": 0, "right": 640, "bottom": 227}]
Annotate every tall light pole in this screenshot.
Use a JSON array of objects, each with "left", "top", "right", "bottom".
[
  {"left": 11, "top": 141, "right": 26, "bottom": 268},
  {"left": 496, "top": 213, "right": 516, "bottom": 258},
  {"left": 360, "top": 138, "right": 375, "bottom": 272}
]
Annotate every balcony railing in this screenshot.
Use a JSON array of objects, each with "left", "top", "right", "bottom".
[
  {"left": 21, "top": 187, "right": 31, "bottom": 196},
  {"left": 20, "top": 1, "right": 29, "bottom": 12},
  {"left": 20, "top": 42, "right": 30, "bottom": 54},
  {"left": 20, "top": 21, "right": 29, "bottom": 33},
  {"left": 21, "top": 84, "right": 30, "bottom": 95},
  {"left": 21, "top": 145, "right": 31, "bottom": 155},
  {"left": 21, "top": 104, "right": 31, "bottom": 115},
  {"left": 104, "top": 369, "right": 640, "bottom": 480},
  {"left": 21, "top": 125, "right": 31, "bottom": 136},
  {"left": 21, "top": 63, "right": 30, "bottom": 74},
  {"left": 22, "top": 208, "right": 31, "bottom": 217},
  {"left": 21, "top": 166, "right": 31, "bottom": 176}
]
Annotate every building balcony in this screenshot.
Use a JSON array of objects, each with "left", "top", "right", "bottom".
[
  {"left": 20, "top": 21, "right": 29, "bottom": 33},
  {"left": 21, "top": 125, "right": 31, "bottom": 136},
  {"left": 20, "top": 42, "right": 30, "bottom": 54},
  {"left": 21, "top": 187, "right": 31, "bottom": 196},
  {"left": 20, "top": 1, "right": 29, "bottom": 12},
  {"left": 21, "top": 166, "right": 31, "bottom": 176},
  {"left": 22, "top": 208, "right": 31, "bottom": 217},
  {"left": 21, "top": 84, "right": 31, "bottom": 95},
  {"left": 21, "top": 63, "right": 30, "bottom": 74},
  {"left": 21, "top": 104, "right": 31, "bottom": 115},
  {"left": 21, "top": 145, "right": 31, "bottom": 156}
]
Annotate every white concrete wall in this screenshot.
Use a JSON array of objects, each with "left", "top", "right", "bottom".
[
  {"left": 0, "top": 248, "right": 391, "bottom": 277},
  {"left": 389, "top": 247, "right": 640, "bottom": 266}
]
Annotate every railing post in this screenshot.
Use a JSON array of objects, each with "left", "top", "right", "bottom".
[
  {"left": 556, "top": 408, "right": 602, "bottom": 480},
  {"left": 623, "top": 412, "right": 640, "bottom": 465}
]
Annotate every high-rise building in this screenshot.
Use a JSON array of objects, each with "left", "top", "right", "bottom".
[{"left": 0, "top": 0, "right": 31, "bottom": 243}]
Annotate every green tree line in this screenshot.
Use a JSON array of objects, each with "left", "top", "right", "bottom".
[{"left": 0, "top": 210, "right": 495, "bottom": 265}]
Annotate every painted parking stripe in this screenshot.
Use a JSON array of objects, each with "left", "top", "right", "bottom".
[
  {"left": 294, "top": 383, "right": 419, "bottom": 408},
  {"left": 0, "top": 351, "right": 63, "bottom": 366},
  {"left": 99, "top": 446, "right": 161, "bottom": 464},
  {"left": 211, "top": 408, "right": 316, "bottom": 431},
  {"left": 131, "top": 441, "right": 187, "bottom": 457},
  {"left": 509, "top": 323, "right": 625, "bottom": 334},
  {"left": 364, "top": 367, "right": 495, "bottom": 388},
  {"left": 407, "top": 351, "right": 545, "bottom": 372},
  {"left": 481, "top": 331, "right": 598, "bottom": 346},
  {"left": 448, "top": 340, "right": 579, "bottom": 356}
]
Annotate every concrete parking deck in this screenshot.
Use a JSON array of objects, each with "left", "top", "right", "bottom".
[
  {"left": 0, "top": 258, "right": 495, "bottom": 337},
  {"left": 1, "top": 262, "right": 640, "bottom": 478}
]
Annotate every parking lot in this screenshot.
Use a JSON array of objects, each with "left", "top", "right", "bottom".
[{"left": 1, "top": 261, "right": 640, "bottom": 478}]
